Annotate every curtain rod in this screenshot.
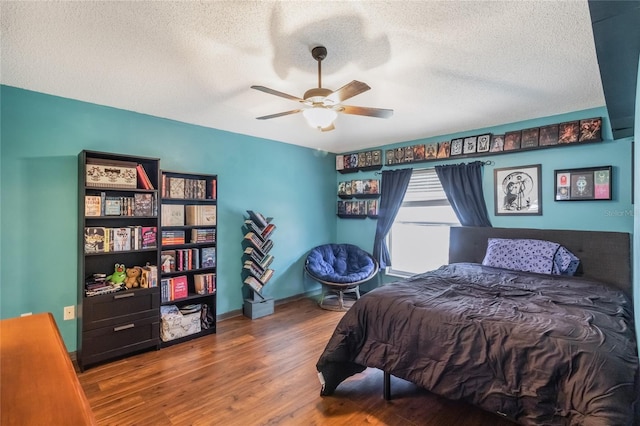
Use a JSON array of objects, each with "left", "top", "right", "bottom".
[{"left": 374, "top": 160, "right": 494, "bottom": 175}]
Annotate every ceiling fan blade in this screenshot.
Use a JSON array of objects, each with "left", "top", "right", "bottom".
[
  {"left": 256, "top": 109, "right": 303, "bottom": 120},
  {"left": 320, "top": 124, "right": 335, "bottom": 132},
  {"left": 251, "top": 86, "right": 308, "bottom": 104},
  {"left": 339, "top": 105, "right": 394, "bottom": 119},
  {"left": 324, "top": 80, "right": 371, "bottom": 104}
]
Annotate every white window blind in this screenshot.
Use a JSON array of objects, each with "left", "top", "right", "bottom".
[{"left": 402, "top": 168, "right": 448, "bottom": 204}]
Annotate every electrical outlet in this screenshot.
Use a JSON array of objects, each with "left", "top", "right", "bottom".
[{"left": 63, "top": 306, "right": 75, "bottom": 321}]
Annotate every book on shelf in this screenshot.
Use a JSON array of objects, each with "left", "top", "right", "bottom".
[
  {"left": 104, "top": 197, "right": 122, "bottom": 216},
  {"left": 244, "top": 246, "right": 264, "bottom": 263},
  {"left": 210, "top": 178, "right": 217, "bottom": 200},
  {"left": 259, "top": 269, "right": 274, "bottom": 285},
  {"left": 113, "top": 227, "right": 131, "bottom": 251},
  {"left": 261, "top": 223, "right": 276, "bottom": 240},
  {"left": 85, "top": 195, "right": 102, "bottom": 217},
  {"left": 161, "top": 204, "right": 184, "bottom": 226},
  {"left": 172, "top": 275, "right": 188, "bottom": 300},
  {"left": 141, "top": 226, "right": 157, "bottom": 249},
  {"left": 244, "top": 219, "right": 263, "bottom": 236},
  {"left": 174, "top": 249, "right": 193, "bottom": 272},
  {"left": 191, "top": 228, "right": 216, "bottom": 243},
  {"left": 136, "top": 164, "right": 154, "bottom": 190},
  {"left": 160, "top": 275, "right": 189, "bottom": 302},
  {"left": 85, "top": 158, "right": 137, "bottom": 189},
  {"left": 161, "top": 250, "right": 177, "bottom": 273},
  {"left": 185, "top": 205, "right": 216, "bottom": 226},
  {"left": 168, "top": 177, "right": 185, "bottom": 199},
  {"left": 244, "top": 232, "right": 264, "bottom": 247},
  {"left": 259, "top": 254, "right": 274, "bottom": 270},
  {"left": 133, "top": 193, "right": 154, "bottom": 216},
  {"left": 201, "top": 247, "right": 216, "bottom": 268},
  {"left": 84, "top": 227, "right": 106, "bottom": 253},
  {"left": 261, "top": 239, "right": 274, "bottom": 254},
  {"left": 194, "top": 272, "right": 216, "bottom": 295},
  {"left": 243, "top": 260, "right": 265, "bottom": 278},
  {"left": 244, "top": 276, "right": 264, "bottom": 297},
  {"left": 141, "top": 264, "right": 158, "bottom": 288},
  {"left": 183, "top": 178, "right": 206, "bottom": 199},
  {"left": 247, "top": 210, "right": 268, "bottom": 229},
  {"left": 161, "top": 230, "right": 186, "bottom": 245}
]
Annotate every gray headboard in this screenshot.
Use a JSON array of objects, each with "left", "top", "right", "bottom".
[{"left": 449, "top": 226, "right": 632, "bottom": 297}]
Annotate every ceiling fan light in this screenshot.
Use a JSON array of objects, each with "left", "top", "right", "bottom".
[{"left": 302, "top": 107, "right": 337, "bottom": 129}]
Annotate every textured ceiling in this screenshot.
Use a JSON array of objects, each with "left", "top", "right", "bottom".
[{"left": 1, "top": 1, "right": 605, "bottom": 154}]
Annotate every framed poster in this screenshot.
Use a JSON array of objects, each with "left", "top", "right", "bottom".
[
  {"left": 494, "top": 164, "right": 542, "bottom": 215},
  {"left": 554, "top": 166, "right": 612, "bottom": 201}
]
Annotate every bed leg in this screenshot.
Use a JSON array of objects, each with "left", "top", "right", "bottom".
[{"left": 383, "top": 371, "right": 391, "bottom": 400}]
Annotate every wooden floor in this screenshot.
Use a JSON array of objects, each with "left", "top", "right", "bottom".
[{"left": 77, "top": 297, "right": 514, "bottom": 426}]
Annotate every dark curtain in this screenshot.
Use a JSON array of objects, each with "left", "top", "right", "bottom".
[
  {"left": 435, "top": 161, "right": 492, "bottom": 227},
  {"left": 373, "top": 168, "right": 413, "bottom": 268}
]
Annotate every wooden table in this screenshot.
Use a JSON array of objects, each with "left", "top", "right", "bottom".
[{"left": 1, "top": 313, "right": 96, "bottom": 425}]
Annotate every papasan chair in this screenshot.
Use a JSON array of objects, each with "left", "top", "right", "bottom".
[{"left": 305, "top": 243, "right": 379, "bottom": 311}]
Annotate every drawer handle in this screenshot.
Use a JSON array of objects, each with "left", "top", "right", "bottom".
[
  {"left": 114, "top": 293, "right": 135, "bottom": 299},
  {"left": 114, "top": 324, "right": 135, "bottom": 332}
]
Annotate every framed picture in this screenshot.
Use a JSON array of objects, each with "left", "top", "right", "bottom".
[
  {"left": 494, "top": 164, "right": 542, "bottom": 215},
  {"left": 489, "top": 135, "right": 504, "bottom": 152},
  {"left": 504, "top": 131, "right": 522, "bottom": 151},
  {"left": 554, "top": 166, "right": 612, "bottom": 201},
  {"left": 579, "top": 118, "right": 602, "bottom": 143},
  {"left": 437, "top": 141, "right": 451, "bottom": 159},
  {"left": 463, "top": 136, "right": 477, "bottom": 154},
  {"left": 424, "top": 143, "right": 438, "bottom": 159},
  {"left": 539, "top": 124, "right": 559, "bottom": 146},
  {"left": 521, "top": 127, "right": 539, "bottom": 149},
  {"left": 450, "top": 138, "right": 463, "bottom": 156},
  {"left": 413, "top": 144, "right": 425, "bottom": 161},
  {"left": 558, "top": 121, "right": 579, "bottom": 144},
  {"left": 477, "top": 134, "right": 491, "bottom": 153},
  {"left": 385, "top": 149, "right": 395, "bottom": 165},
  {"left": 371, "top": 150, "right": 382, "bottom": 165}
]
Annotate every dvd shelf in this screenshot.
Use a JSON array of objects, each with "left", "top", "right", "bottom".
[
  {"left": 159, "top": 170, "right": 218, "bottom": 346},
  {"left": 77, "top": 150, "right": 161, "bottom": 371},
  {"left": 242, "top": 210, "right": 276, "bottom": 319}
]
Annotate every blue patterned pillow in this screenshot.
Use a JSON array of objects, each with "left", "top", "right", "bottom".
[
  {"left": 552, "top": 245, "right": 580, "bottom": 276},
  {"left": 482, "top": 238, "right": 580, "bottom": 275}
]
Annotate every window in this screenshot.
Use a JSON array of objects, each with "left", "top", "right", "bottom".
[{"left": 387, "top": 168, "right": 460, "bottom": 277}]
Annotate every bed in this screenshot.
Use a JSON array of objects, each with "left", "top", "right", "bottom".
[{"left": 316, "top": 227, "right": 638, "bottom": 425}]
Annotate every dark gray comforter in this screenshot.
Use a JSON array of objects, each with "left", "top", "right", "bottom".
[{"left": 316, "top": 263, "right": 638, "bottom": 425}]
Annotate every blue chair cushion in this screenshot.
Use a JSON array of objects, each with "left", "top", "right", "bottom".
[{"left": 306, "top": 244, "right": 376, "bottom": 284}]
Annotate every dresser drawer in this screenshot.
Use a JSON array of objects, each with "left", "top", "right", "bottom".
[
  {"left": 82, "top": 288, "right": 159, "bottom": 331},
  {"left": 81, "top": 315, "right": 159, "bottom": 366}
]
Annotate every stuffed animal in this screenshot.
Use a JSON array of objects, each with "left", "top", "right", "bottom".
[
  {"left": 124, "top": 266, "right": 142, "bottom": 289},
  {"left": 107, "top": 263, "right": 127, "bottom": 284}
]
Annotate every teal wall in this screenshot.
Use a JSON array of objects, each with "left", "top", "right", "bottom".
[
  {"left": 338, "top": 107, "right": 634, "bottom": 289},
  {"left": 0, "top": 85, "right": 336, "bottom": 351},
  {"left": 2, "top": 84, "right": 635, "bottom": 353}
]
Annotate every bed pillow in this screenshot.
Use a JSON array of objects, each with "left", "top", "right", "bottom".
[
  {"left": 482, "top": 238, "right": 580, "bottom": 276},
  {"left": 552, "top": 245, "right": 581, "bottom": 276}
]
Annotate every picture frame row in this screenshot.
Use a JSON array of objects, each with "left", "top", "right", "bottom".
[
  {"left": 385, "top": 117, "right": 603, "bottom": 166},
  {"left": 338, "top": 179, "right": 380, "bottom": 197},
  {"left": 494, "top": 163, "right": 613, "bottom": 216},
  {"left": 336, "top": 149, "right": 383, "bottom": 171},
  {"left": 337, "top": 200, "right": 378, "bottom": 218}
]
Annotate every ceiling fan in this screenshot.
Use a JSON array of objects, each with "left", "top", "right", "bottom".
[{"left": 251, "top": 46, "right": 393, "bottom": 132}]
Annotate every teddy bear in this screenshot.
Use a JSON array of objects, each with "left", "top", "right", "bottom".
[{"left": 124, "top": 266, "right": 142, "bottom": 289}]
